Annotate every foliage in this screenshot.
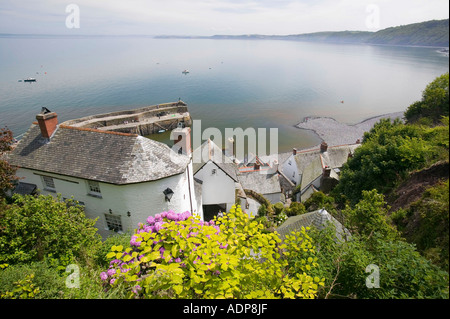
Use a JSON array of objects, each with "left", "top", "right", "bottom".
[
  {"left": 101, "top": 205, "right": 323, "bottom": 299},
  {"left": 307, "top": 207, "right": 449, "bottom": 299},
  {"left": 285, "top": 201, "right": 306, "bottom": 217},
  {"left": 1, "top": 273, "right": 40, "bottom": 299},
  {"left": 0, "top": 194, "right": 102, "bottom": 265},
  {"left": 344, "top": 190, "right": 398, "bottom": 241},
  {"left": 95, "top": 233, "right": 132, "bottom": 268},
  {"left": 334, "top": 117, "right": 447, "bottom": 204},
  {"left": 394, "top": 180, "right": 449, "bottom": 271},
  {"left": 405, "top": 73, "right": 449, "bottom": 124},
  {"left": 0, "top": 127, "right": 18, "bottom": 198},
  {"left": 304, "top": 191, "right": 335, "bottom": 211}
]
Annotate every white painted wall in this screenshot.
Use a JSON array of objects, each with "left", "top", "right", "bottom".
[
  {"left": 15, "top": 165, "right": 199, "bottom": 239},
  {"left": 194, "top": 161, "right": 235, "bottom": 207}
]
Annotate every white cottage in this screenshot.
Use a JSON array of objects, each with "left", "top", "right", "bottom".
[
  {"left": 7, "top": 109, "right": 199, "bottom": 238},
  {"left": 192, "top": 139, "right": 239, "bottom": 221}
]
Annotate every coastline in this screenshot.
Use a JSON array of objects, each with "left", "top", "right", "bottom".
[{"left": 295, "top": 111, "right": 405, "bottom": 147}]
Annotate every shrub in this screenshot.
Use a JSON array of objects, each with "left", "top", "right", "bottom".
[
  {"left": 101, "top": 206, "right": 324, "bottom": 299},
  {"left": 286, "top": 202, "right": 306, "bottom": 217},
  {"left": 0, "top": 194, "right": 102, "bottom": 265}
]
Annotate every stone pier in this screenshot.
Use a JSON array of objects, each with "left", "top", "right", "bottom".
[{"left": 61, "top": 101, "right": 192, "bottom": 135}]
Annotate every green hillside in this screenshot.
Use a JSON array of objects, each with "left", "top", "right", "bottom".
[{"left": 367, "top": 19, "right": 449, "bottom": 47}]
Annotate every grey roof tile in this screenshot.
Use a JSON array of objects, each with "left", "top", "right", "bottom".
[{"left": 7, "top": 124, "right": 189, "bottom": 184}]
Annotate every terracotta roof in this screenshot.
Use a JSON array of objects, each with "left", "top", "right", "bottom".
[{"left": 7, "top": 124, "right": 190, "bottom": 184}]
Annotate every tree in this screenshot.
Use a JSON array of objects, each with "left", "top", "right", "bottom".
[
  {"left": 344, "top": 190, "right": 398, "bottom": 240},
  {"left": 334, "top": 119, "right": 438, "bottom": 204},
  {"left": 0, "top": 194, "right": 101, "bottom": 265},
  {"left": 0, "top": 127, "right": 18, "bottom": 198},
  {"left": 405, "top": 72, "right": 449, "bottom": 124}
]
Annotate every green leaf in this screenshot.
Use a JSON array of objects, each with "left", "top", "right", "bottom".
[
  {"left": 106, "top": 252, "right": 116, "bottom": 259},
  {"left": 173, "top": 285, "right": 183, "bottom": 295}
]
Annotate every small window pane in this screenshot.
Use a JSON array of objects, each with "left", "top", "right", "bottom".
[
  {"left": 105, "top": 214, "right": 123, "bottom": 232},
  {"left": 43, "top": 176, "right": 55, "bottom": 190},
  {"left": 88, "top": 181, "right": 101, "bottom": 193}
]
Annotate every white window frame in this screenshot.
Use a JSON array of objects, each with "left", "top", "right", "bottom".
[
  {"left": 104, "top": 214, "right": 123, "bottom": 233},
  {"left": 87, "top": 180, "right": 102, "bottom": 198},
  {"left": 42, "top": 176, "right": 56, "bottom": 192}
]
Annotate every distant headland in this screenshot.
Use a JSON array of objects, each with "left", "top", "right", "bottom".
[{"left": 156, "top": 19, "right": 449, "bottom": 48}]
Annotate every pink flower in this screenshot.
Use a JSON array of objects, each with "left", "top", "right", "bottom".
[
  {"left": 100, "top": 272, "right": 108, "bottom": 281},
  {"left": 107, "top": 269, "right": 116, "bottom": 276}
]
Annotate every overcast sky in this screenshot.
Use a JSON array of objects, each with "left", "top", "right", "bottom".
[{"left": 0, "top": 0, "right": 448, "bottom": 36}]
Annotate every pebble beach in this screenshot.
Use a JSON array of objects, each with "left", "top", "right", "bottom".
[{"left": 296, "top": 111, "right": 405, "bottom": 147}]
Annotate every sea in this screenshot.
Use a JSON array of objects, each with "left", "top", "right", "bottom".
[{"left": 0, "top": 36, "right": 448, "bottom": 153}]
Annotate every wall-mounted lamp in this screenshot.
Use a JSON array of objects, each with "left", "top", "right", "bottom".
[
  {"left": 109, "top": 209, "right": 112, "bottom": 214},
  {"left": 163, "top": 187, "right": 174, "bottom": 202}
]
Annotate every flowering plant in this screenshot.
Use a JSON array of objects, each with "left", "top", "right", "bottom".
[{"left": 101, "top": 205, "right": 323, "bottom": 299}]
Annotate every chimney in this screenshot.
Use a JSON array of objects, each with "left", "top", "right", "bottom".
[
  {"left": 268, "top": 159, "right": 279, "bottom": 174},
  {"left": 292, "top": 148, "right": 297, "bottom": 156},
  {"left": 36, "top": 107, "right": 58, "bottom": 139},
  {"left": 320, "top": 141, "right": 328, "bottom": 153},
  {"left": 254, "top": 162, "right": 260, "bottom": 170},
  {"left": 172, "top": 127, "right": 191, "bottom": 156},
  {"left": 323, "top": 165, "right": 331, "bottom": 178},
  {"left": 356, "top": 139, "right": 361, "bottom": 144},
  {"left": 225, "top": 137, "right": 234, "bottom": 158}
]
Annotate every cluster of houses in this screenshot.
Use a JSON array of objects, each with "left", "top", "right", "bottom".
[{"left": 6, "top": 106, "right": 360, "bottom": 238}]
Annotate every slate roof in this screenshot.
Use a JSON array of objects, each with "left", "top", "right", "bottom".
[
  {"left": 237, "top": 170, "right": 282, "bottom": 195},
  {"left": 276, "top": 209, "right": 350, "bottom": 241},
  {"left": 7, "top": 124, "right": 190, "bottom": 185},
  {"left": 192, "top": 139, "right": 238, "bottom": 182},
  {"left": 293, "top": 143, "right": 359, "bottom": 173}
]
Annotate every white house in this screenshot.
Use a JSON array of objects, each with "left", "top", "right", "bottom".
[
  {"left": 7, "top": 109, "right": 199, "bottom": 238},
  {"left": 282, "top": 141, "right": 360, "bottom": 202},
  {"left": 192, "top": 139, "right": 239, "bottom": 221}
]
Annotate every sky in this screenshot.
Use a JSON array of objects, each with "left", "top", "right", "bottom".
[{"left": 0, "top": 0, "right": 448, "bottom": 36}]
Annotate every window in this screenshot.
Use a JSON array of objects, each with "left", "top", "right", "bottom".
[
  {"left": 87, "top": 180, "right": 102, "bottom": 198},
  {"left": 42, "top": 176, "right": 56, "bottom": 192},
  {"left": 104, "top": 214, "right": 123, "bottom": 232}
]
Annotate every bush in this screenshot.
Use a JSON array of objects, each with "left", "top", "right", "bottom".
[
  {"left": 405, "top": 73, "right": 449, "bottom": 125},
  {"left": 100, "top": 206, "right": 324, "bottom": 299},
  {"left": 273, "top": 202, "right": 285, "bottom": 215},
  {"left": 286, "top": 202, "right": 306, "bottom": 217},
  {"left": 0, "top": 194, "right": 102, "bottom": 265},
  {"left": 0, "top": 262, "right": 63, "bottom": 299}
]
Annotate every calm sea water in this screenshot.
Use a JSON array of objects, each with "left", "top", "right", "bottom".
[{"left": 0, "top": 36, "right": 448, "bottom": 152}]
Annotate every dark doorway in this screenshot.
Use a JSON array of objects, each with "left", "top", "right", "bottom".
[{"left": 203, "top": 204, "right": 226, "bottom": 222}]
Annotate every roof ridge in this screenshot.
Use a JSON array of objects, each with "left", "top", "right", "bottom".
[{"left": 59, "top": 125, "right": 138, "bottom": 137}]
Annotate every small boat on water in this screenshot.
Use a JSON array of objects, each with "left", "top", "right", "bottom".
[
  {"left": 24, "top": 78, "right": 37, "bottom": 82},
  {"left": 182, "top": 70, "right": 189, "bottom": 74},
  {"left": 158, "top": 129, "right": 166, "bottom": 133}
]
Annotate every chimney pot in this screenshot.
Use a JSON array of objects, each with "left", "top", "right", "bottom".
[
  {"left": 293, "top": 148, "right": 297, "bottom": 155},
  {"left": 36, "top": 111, "right": 58, "bottom": 139},
  {"left": 320, "top": 141, "right": 328, "bottom": 152},
  {"left": 323, "top": 166, "right": 331, "bottom": 178}
]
